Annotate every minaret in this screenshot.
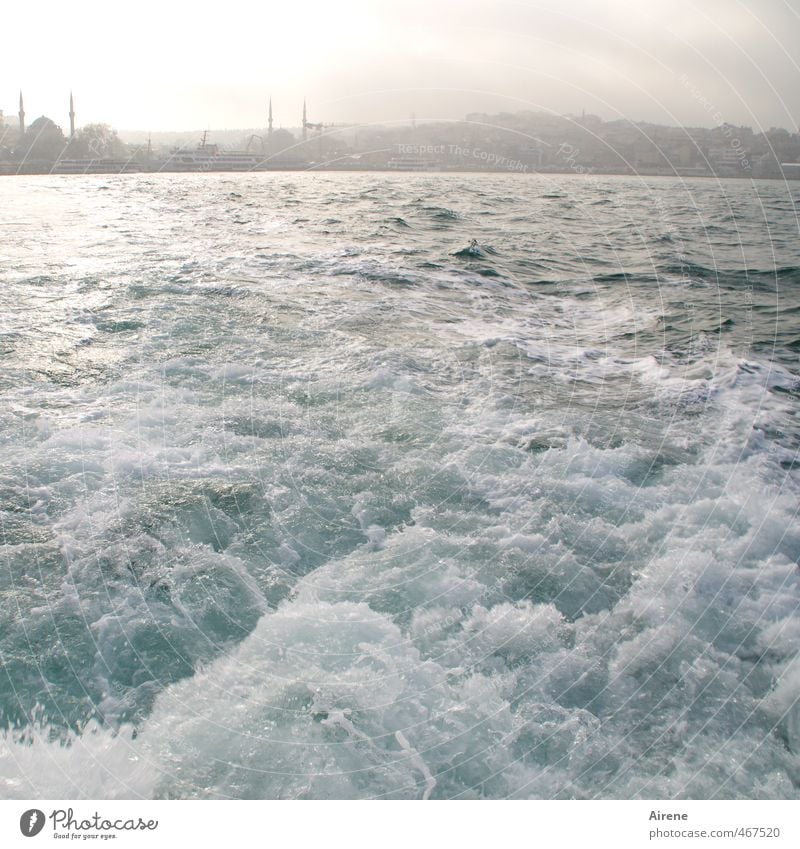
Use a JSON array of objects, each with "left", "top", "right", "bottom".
[
  {"left": 18, "top": 91, "right": 25, "bottom": 136},
  {"left": 268, "top": 97, "right": 273, "bottom": 137},
  {"left": 69, "top": 91, "right": 76, "bottom": 138},
  {"left": 302, "top": 98, "right": 307, "bottom": 141}
]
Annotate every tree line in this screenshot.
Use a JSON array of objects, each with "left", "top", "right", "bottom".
[{"left": 1, "top": 117, "right": 128, "bottom": 161}]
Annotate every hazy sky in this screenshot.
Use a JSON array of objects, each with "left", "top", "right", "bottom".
[{"left": 4, "top": 0, "right": 799, "bottom": 133}]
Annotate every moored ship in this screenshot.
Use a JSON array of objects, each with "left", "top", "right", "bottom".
[
  {"left": 166, "top": 131, "right": 260, "bottom": 171},
  {"left": 51, "top": 158, "right": 143, "bottom": 174}
]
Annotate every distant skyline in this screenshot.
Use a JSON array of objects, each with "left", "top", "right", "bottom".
[{"left": 4, "top": 0, "right": 800, "bottom": 133}]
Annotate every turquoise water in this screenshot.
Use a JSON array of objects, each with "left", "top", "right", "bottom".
[{"left": 0, "top": 173, "right": 798, "bottom": 798}]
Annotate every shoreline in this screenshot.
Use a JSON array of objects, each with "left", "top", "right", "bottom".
[{"left": 1, "top": 164, "right": 798, "bottom": 180}]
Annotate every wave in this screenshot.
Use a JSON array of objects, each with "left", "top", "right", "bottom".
[{"left": 1, "top": 172, "right": 798, "bottom": 799}]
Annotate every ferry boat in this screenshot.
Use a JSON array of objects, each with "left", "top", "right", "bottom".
[
  {"left": 52, "top": 158, "right": 143, "bottom": 174},
  {"left": 167, "top": 131, "right": 260, "bottom": 171}
]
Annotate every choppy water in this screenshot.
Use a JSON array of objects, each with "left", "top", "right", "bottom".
[{"left": 0, "top": 173, "right": 798, "bottom": 799}]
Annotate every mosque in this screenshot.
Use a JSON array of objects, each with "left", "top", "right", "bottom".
[
  {"left": 0, "top": 92, "right": 328, "bottom": 172},
  {"left": 2, "top": 92, "right": 317, "bottom": 143},
  {"left": 0, "top": 91, "right": 76, "bottom": 138}
]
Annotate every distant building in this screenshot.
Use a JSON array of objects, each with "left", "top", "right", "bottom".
[{"left": 708, "top": 145, "right": 750, "bottom": 173}]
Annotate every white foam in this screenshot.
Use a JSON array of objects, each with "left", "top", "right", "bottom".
[{"left": 1, "top": 175, "right": 798, "bottom": 799}]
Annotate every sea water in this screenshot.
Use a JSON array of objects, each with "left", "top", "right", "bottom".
[{"left": 0, "top": 173, "right": 798, "bottom": 799}]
